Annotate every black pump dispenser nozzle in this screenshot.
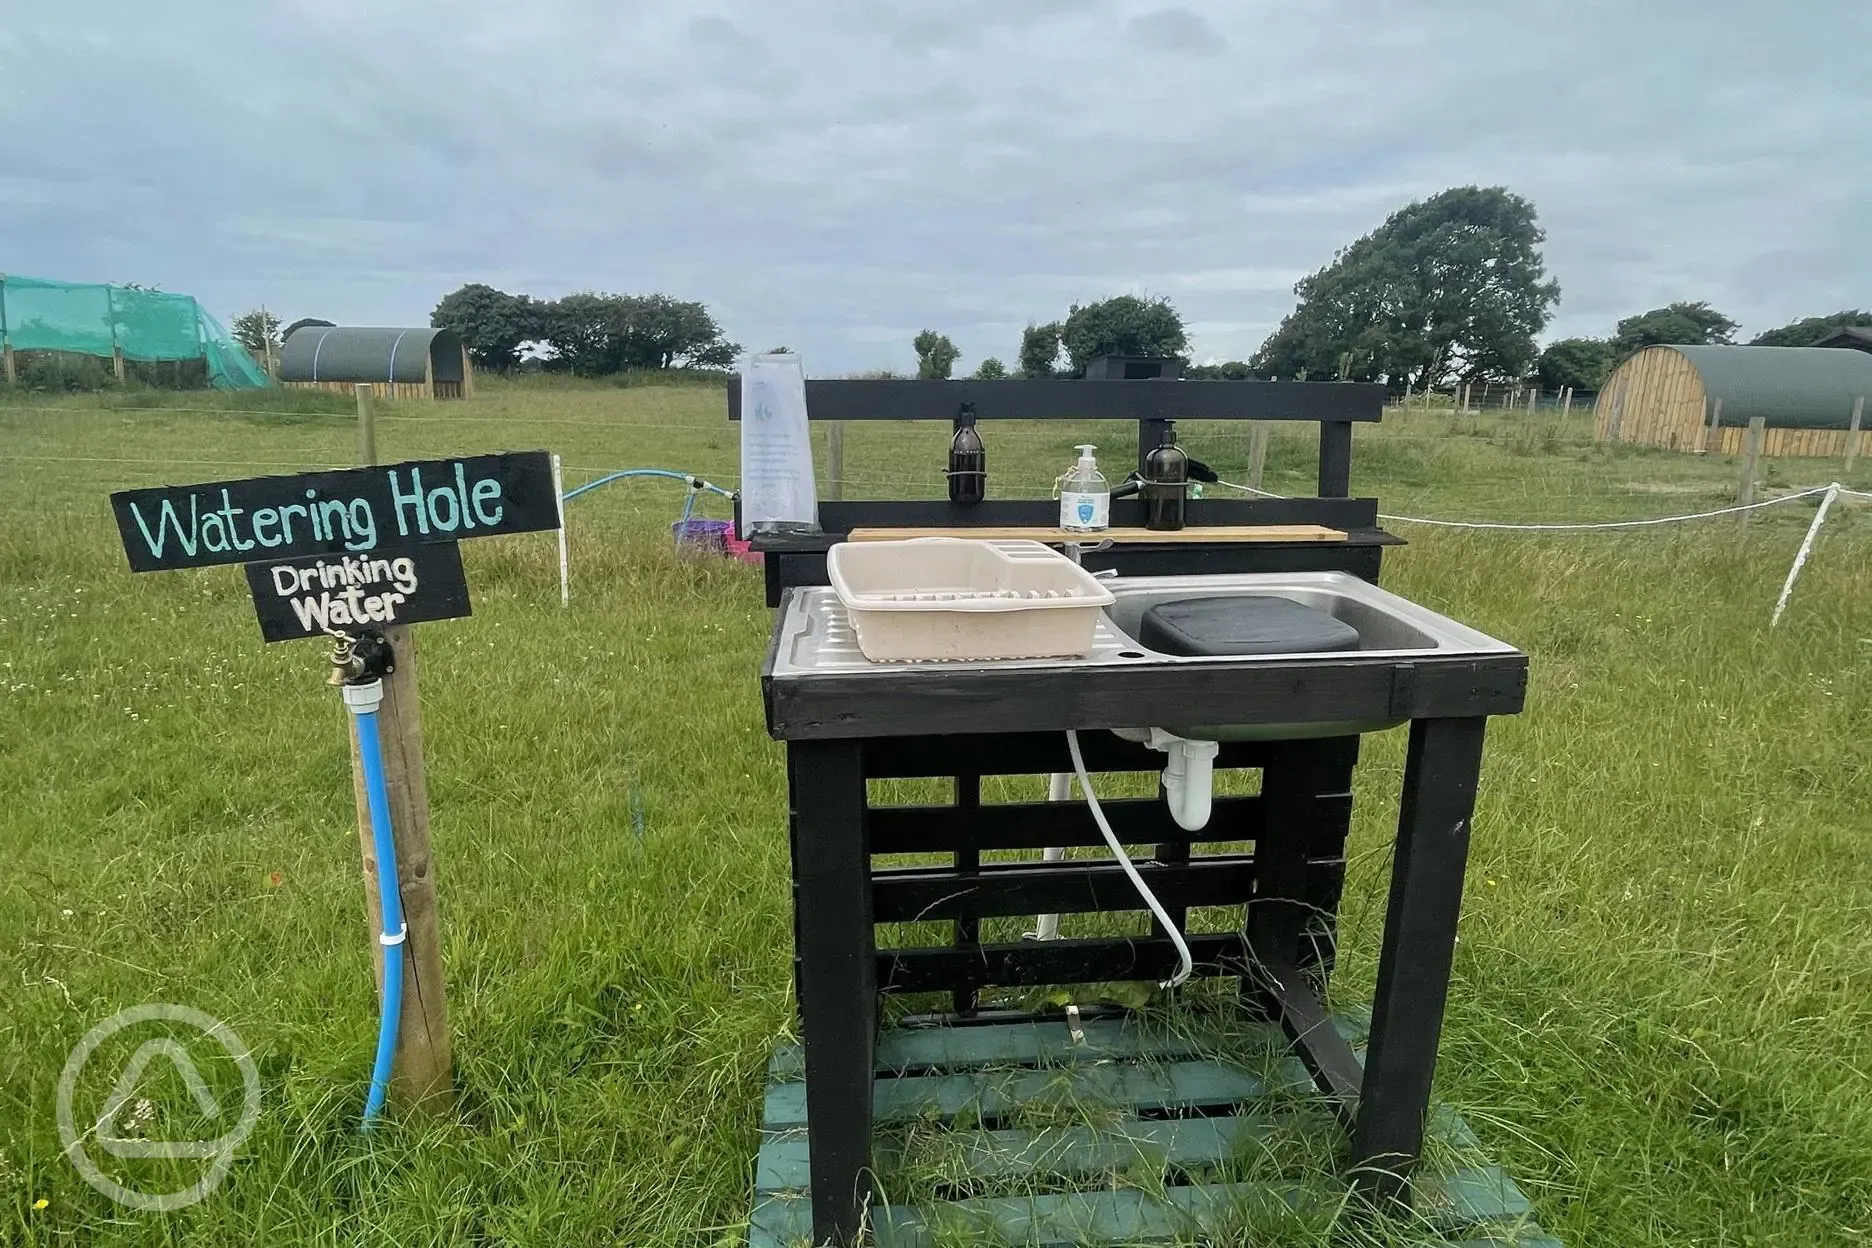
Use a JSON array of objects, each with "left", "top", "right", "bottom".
[{"left": 948, "top": 402, "right": 985, "bottom": 505}]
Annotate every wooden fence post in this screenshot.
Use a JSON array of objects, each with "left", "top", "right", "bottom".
[
  {"left": 825, "top": 421, "right": 845, "bottom": 501},
  {"left": 355, "top": 383, "right": 377, "bottom": 464},
  {"left": 103, "top": 284, "right": 127, "bottom": 384},
  {"left": 1703, "top": 397, "right": 1723, "bottom": 455},
  {"left": 0, "top": 273, "right": 13, "bottom": 385},
  {"left": 1560, "top": 387, "right": 1572, "bottom": 418},
  {"left": 1846, "top": 396, "right": 1864, "bottom": 473},
  {"left": 1247, "top": 422, "right": 1270, "bottom": 491},
  {"left": 349, "top": 380, "right": 452, "bottom": 1112},
  {"left": 260, "top": 304, "right": 277, "bottom": 380},
  {"left": 1738, "top": 416, "right": 1766, "bottom": 525}
]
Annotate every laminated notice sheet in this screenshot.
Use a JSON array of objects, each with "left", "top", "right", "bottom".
[{"left": 738, "top": 352, "right": 819, "bottom": 532}]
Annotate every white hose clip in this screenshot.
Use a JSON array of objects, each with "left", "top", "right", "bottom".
[{"left": 379, "top": 924, "right": 408, "bottom": 947}]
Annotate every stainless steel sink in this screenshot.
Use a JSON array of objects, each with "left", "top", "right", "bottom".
[
  {"left": 768, "top": 569, "right": 1524, "bottom": 742},
  {"left": 1103, "top": 574, "right": 1452, "bottom": 657},
  {"left": 1096, "top": 571, "right": 1517, "bottom": 740},
  {"left": 773, "top": 572, "right": 1513, "bottom": 673}
]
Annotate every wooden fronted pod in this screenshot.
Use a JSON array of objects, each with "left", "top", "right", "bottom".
[
  {"left": 1595, "top": 345, "right": 1872, "bottom": 457},
  {"left": 278, "top": 326, "right": 475, "bottom": 400}
]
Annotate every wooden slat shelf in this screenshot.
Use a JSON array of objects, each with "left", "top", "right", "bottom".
[
  {"left": 848, "top": 524, "right": 1348, "bottom": 544},
  {"left": 749, "top": 1012, "right": 1560, "bottom": 1247}
]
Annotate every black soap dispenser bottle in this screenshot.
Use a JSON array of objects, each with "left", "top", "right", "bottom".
[
  {"left": 948, "top": 403, "right": 986, "bottom": 505},
  {"left": 1143, "top": 425, "right": 1189, "bottom": 531}
]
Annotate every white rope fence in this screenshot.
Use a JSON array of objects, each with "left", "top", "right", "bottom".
[{"left": 1211, "top": 478, "right": 1868, "bottom": 627}]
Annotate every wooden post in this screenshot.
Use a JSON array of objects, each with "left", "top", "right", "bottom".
[
  {"left": 0, "top": 273, "right": 12, "bottom": 385},
  {"left": 461, "top": 345, "right": 475, "bottom": 398},
  {"left": 1703, "top": 397, "right": 1723, "bottom": 455},
  {"left": 103, "top": 284, "right": 127, "bottom": 383},
  {"left": 1846, "top": 396, "right": 1864, "bottom": 473},
  {"left": 260, "top": 305, "right": 276, "bottom": 380},
  {"left": 825, "top": 420, "right": 845, "bottom": 501},
  {"left": 355, "top": 383, "right": 377, "bottom": 464},
  {"left": 423, "top": 349, "right": 435, "bottom": 401},
  {"left": 1526, "top": 387, "right": 1536, "bottom": 413},
  {"left": 349, "top": 382, "right": 452, "bottom": 1111},
  {"left": 1248, "top": 422, "right": 1270, "bottom": 491},
  {"left": 1561, "top": 387, "right": 1572, "bottom": 418},
  {"left": 1738, "top": 416, "right": 1766, "bottom": 525}
]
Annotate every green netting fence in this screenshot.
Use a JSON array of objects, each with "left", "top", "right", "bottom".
[{"left": 0, "top": 274, "right": 270, "bottom": 389}]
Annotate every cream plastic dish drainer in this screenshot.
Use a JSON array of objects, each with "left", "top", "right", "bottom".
[{"left": 825, "top": 537, "right": 1115, "bottom": 662}]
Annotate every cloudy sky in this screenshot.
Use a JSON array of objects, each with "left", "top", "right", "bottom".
[{"left": 3, "top": 1, "right": 1865, "bottom": 374}]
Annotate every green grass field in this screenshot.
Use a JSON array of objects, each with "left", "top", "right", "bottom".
[{"left": 3, "top": 380, "right": 1870, "bottom": 1246}]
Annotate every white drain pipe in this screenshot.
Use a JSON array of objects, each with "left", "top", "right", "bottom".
[{"left": 1151, "top": 729, "right": 1220, "bottom": 832}]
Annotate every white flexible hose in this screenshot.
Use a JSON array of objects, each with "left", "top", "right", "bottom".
[{"left": 1066, "top": 730, "right": 1194, "bottom": 989}]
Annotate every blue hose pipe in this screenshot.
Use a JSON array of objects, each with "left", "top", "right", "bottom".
[
  {"left": 345, "top": 680, "right": 406, "bottom": 1130},
  {"left": 560, "top": 468, "right": 734, "bottom": 504}
]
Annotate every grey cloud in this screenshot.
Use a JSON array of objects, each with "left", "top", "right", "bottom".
[{"left": 1126, "top": 7, "right": 1225, "bottom": 55}]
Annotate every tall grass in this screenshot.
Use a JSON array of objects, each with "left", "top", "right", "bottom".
[{"left": 1, "top": 382, "right": 1868, "bottom": 1245}]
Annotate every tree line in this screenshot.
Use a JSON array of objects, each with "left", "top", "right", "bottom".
[
  {"left": 228, "top": 286, "right": 742, "bottom": 379},
  {"left": 430, "top": 285, "right": 738, "bottom": 374},
  {"left": 1534, "top": 304, "right": 1872, "bottom": 393},
  {"left": 904, "top": 294, "right": 1190, "bottom": 380},
  {"left": 910, "top": 185, "right": 1869, "bottom": 395},
  {"left": 231, "top": 185, "right": 1867, "bottom": 392}
]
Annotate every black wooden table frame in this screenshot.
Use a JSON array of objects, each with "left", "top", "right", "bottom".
[
  {"left": 768, "top": 636, "right": 1526, "bottom": 1245},
  {"left": 727, "top": 376, "right": 1400, "bottom": 608}
]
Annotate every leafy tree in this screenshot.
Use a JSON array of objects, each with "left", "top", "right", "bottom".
[
  {"left": 913, "top": 330, "right": 960, "bottom": 379},
  {"left": 1536, "top": 337, "right": 1615, "bottom": 391},
  {"left": 1251, "top": 186, "right": 1560, "bottom": 389},
  {"left": 1059, "top": 295, "right": 1188, "bottom": 374},
  {"left": 230, "top": 309, "right": 282, "bottom": 358},
  {"left": 622, "top": 294, "right": 738, "bottom": 369},
  {"left": 538, "top": 292, "right": 739, "bottom": 375},
  {"left": 766, "top": 346, "right": 793, "bottom": 353},
  {"left": 540, "top": 293, "right": 619, "bottom": 375},
  {"left": 1019, "top": 322, "right": 1063, "bottom": 378},
  {"left": 431, "top": 284, "right": 542, "bottom": 372},
  {"left": 1748, "top": 310, "right": 1872, "bottom": 347},
  {"left": 973, "top": 357, "right": 1008, "bottom": 379},
  {"left": 1610, "top": 301, "right": 1737, "bottom": 359},
  {"left": 1185, "top": 360, "right": 1256, "bottom": 380}
]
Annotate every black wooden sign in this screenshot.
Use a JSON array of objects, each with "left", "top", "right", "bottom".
[
  {"left": 111, "top": 451, "right": 558, "bottom": 573},
  {"left": 243, "top": 544, "right": 471, "bottom": 642}
]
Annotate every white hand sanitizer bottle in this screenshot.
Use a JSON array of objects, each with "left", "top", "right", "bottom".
[{"left": 1059, "top": 444, "right": 1110, "bottom": 532}]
